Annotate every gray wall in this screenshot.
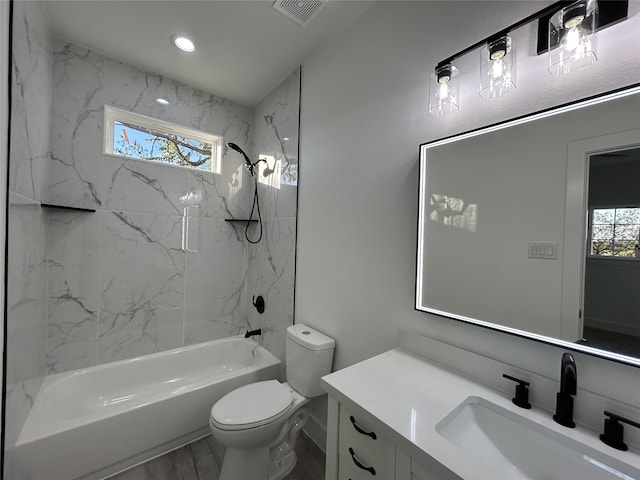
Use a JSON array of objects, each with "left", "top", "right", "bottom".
[
  {"left": 296, "top": 0, "right": 640, "bottom": 440},
  {"left": 585, "top": 257, "right": 640, "bottom": 337},
  {"left": 589, "top": 160, "right": 640, "bottom": 207}
]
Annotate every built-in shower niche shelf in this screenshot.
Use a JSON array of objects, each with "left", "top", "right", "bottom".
[
  {"left": 41, "top": 203, "right": 96, "bottom": 213},
  {"left": 225, "top": 219, "right": 258, "bottom": 223}
]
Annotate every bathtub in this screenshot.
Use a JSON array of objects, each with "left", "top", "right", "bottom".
[{"left": 12, "top": 336, "right": 281, "bottom": 480}]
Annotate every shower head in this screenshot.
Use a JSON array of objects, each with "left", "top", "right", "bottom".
[{"left": 227, "top": 142, "right": 254, "bottom": 175}]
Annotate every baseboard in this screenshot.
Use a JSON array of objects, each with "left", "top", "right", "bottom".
[{"left": 303, "top": 412, "right": 327, "bottom": 453}]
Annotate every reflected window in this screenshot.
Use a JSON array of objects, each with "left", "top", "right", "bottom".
[
  {"left": 104, "top": 105, "right": 222, "bottom": 173},
  {"left": 590, "top": 207, "right": 640, "bottom": 257}
]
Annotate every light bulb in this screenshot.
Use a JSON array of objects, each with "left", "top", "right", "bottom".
[
  {"left": 564, "top": 27, "right": 581, "bottom": 52},
  {"left": 491, "top": 59, "right": 504, "bottom": 79},
  {"left": 439, "top": 82, "right": 450, "bottom": 100}
]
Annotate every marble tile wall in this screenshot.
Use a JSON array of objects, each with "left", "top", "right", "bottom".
[
  {"left": 44, "top": 40, "right": 260, "bottom": 372},
  {"left": 43, "top": 42, "right": 300, "bottom": 372},
  {"left": 5, "top": 0, "right": 51, "bottom": 472},
  {"left": 246, "top": 69, "right": 301, "bottom": 365}
]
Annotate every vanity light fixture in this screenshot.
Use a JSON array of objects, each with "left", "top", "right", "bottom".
[
  {"left": 479, "top": 35, "right": 516, "bottom": 99},
  {"left": 428, "top": 62, "right": 460, "bottom": 116},
  {"left": 427, "top": 1, "right": 628, "bottom": 113},
  {"left": 171, "top": 34, "right": 195, "bottom": 53},
  {"left": 547, "top": 0, "right": 597, "bottom": 76}
]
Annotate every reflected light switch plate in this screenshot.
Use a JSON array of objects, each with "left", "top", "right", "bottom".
[{"left": 528, "top": 242, "right": 558, "bottom": 259}]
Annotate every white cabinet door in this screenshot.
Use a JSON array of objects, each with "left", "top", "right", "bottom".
[{"left": 395, "top": 446, "right": 461, "bottom": 480}]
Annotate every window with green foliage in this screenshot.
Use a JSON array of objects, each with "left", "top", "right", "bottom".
[
  {"left": 104, "top": 105, "right": 222, "bottom": 173},
  {"left": 590, "top": 207, "right": 640, "bottom": 258}
]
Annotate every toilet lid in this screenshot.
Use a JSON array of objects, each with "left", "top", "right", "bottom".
[{"left": 211, "top": 380, "right": 294, "bottom": 430}]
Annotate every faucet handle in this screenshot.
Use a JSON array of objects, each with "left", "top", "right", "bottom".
[
  {"left": 503, "top": 373, "right": 531, "bottom": 409},
  {"left": 600, "top": 411, "right": 640, "bottom": 451}
]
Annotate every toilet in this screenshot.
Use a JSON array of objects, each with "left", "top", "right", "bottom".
[{"left": 209, "top": 324, "right": 335, "bottom": 480}]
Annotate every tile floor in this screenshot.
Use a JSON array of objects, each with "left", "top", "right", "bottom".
[{"left": 107, "top": 432, "right": 325, "bottom": 480}]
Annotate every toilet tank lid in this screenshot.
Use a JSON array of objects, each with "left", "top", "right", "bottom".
[{"left": 287, "top": 324, "right": 335, "bottom": 351}]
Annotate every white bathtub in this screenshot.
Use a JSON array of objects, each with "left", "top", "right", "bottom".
[{"left": 12, "top": 337, "right": 281, "bottom": 480}]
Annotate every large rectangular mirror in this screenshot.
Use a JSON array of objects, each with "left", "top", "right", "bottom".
[{"left": 416, "top": 85, "right": 640, "bottom": 367}]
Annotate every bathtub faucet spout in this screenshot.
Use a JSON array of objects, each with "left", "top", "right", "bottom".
[{"left": 244, "top": 328, "right": 262, "bottom": 339}]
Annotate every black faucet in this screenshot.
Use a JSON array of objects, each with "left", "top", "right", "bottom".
[
  {"left": 244, "top": 328, "right": 262, "bottom": 339},
  {"left": 553, "top": 352, "right": 577, "bottom": 428}
]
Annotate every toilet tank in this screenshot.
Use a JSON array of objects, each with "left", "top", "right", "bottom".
[{"left": 286, "top": 324, "right": 335, "bottom": 398}]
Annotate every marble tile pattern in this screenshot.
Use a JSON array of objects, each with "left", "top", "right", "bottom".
[
  {"left": 246, "top": 69, "right": 301, "bottom": 364},
  {"left": 107, "top": 433, "right": 324, "bottom": 480},
  {"left": 5, "top": 197, "right": 47, "bottom": 446},
  {"left": 9, "top": 0, "right": 50, "bottom": 202},
  {"left": 43, "top": 42, "right": 300, "bottom": 372},
  {"left": 5, "top": 0, "right": 52, "bottom": 474}
]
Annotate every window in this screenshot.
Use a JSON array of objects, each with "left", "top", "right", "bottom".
[
  {"left": 589, "top": 207, "right": 640, "bottom": 257},
  {"left": 104, "top": 105, "right": 222, "bottom": 173}
]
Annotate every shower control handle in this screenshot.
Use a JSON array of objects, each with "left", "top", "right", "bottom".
[{"left": 252, "top": 295, "right": 265, "bottom": 314}]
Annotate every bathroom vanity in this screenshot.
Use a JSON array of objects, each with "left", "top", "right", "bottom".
[{"left": 321, "top": 346, "right": 640, "bottom": 480}]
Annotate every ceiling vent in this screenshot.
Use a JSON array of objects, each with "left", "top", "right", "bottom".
[{"left": 273, "top": 0, "right": 327, "bottom": 27}]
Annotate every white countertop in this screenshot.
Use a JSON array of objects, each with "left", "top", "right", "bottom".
[{"left": 321, "top": 348, "right": 640, "bottom": 480}]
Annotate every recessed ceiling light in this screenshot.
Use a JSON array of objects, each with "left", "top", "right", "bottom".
[
  {"left": 171, "top": 35, "right": 195, "bottom": 53},
  {"left": 156, "top": 98, "right": 170, "bottom": 105}
]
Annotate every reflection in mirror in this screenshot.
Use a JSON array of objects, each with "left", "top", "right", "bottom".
[
  {"left": 580, "top": 147, "right": 640, "bottom": 357},
  {"left": 417, "top": 85, "right": 640, "bottom": 367}
]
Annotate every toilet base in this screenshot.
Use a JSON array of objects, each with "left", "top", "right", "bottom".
[{"left": 219, "top": 446, "right": 270, "bottom": 480}]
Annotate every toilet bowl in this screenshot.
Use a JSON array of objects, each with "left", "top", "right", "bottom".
[{"left": 209, "top": 324, "right": 335, "bottom": 480}]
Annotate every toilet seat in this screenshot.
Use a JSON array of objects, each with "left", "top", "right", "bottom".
[{"left": 211, "top": 380, "right": 294, "bottom": 431}]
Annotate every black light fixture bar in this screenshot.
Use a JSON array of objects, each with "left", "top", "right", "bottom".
[{"left": 435, "top": 0, "right": 628, "bottom": 69}]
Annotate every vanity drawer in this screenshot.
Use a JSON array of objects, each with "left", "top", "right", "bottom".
[{"left": 338, "top": 405, "right": 390, "bottom": 477}]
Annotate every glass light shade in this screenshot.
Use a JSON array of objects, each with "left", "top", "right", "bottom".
[
  {"left": 429, "top": 64, "right": 460, "bottom": 116},
  {"left": 548, "top": 0, "right": 598, "bottom": 76},
  {"left": 479, "top": 36, "right": 516, "bottom": 99}
]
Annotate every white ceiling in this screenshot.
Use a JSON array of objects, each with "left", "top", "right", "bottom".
[{"left": 43, "top": 0, "right": 375, "bottom": 107}]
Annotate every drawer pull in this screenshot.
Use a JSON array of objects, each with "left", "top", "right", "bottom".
[
  {"left": 350, "top": 416, "right": 377, "bottom": 440},
  {"left": 348, "top": 447, "right": 376, "bottom": 476}
]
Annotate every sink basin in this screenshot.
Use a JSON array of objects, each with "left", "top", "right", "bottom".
[{"left": 436, "top": 396, "right": 639, "bottom": 480}]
